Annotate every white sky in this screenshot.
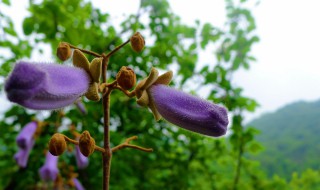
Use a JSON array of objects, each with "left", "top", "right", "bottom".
[{"left": 1, "top": 0, "right": 320, "bottom": 121}]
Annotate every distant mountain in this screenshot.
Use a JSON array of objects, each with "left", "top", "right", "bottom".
[{"left": 249, "top": 100, "right": 320, "bottom": 179}]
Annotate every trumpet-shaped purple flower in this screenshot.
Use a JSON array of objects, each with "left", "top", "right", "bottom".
[
  {"left": 149, "top": 84, "right": 229, "bottom": 137},
  {"left": 39, "top": 152, "right": 59, "bottom": 181},
  {"left": 16, "top": 121, "right": 37, "bottom": 149},
  {"left": 75, "top": 144, "right": 89, "bottom": 169},
  {"left": 14, "top": 140, "right": 34, "bottom": 168},
  {"left": 73, "top": 178, "right": 85, "bottom": 190},
  {"left": 5, "top": 61, "right": 90, "bottom": 110}
]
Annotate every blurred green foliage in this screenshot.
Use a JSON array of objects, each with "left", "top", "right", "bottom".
[
  {"left": 0, "top": 0, "right": 319, "bottom": 189},
  {"left": 250, "top": 100, "right": 320, "bottom": 180}
]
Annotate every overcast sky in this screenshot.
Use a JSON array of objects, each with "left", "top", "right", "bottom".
[{"left": 1, "top": 0, "right": 320, "bottom": 121}]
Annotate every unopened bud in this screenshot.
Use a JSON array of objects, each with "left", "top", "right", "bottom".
[
  {"left": 79, "top": 131, "right": 95, "bottom": 157},
  {"left": 49, "top": 133, "right": 67, "bottom": 156},
  {"left": 130, "top": 32, "right": 145, "bottom": 52},
  {"left": 57, "top": 42, "right": 71, "bottom": 61},
  {"left": 116, "top": 66, "right": 136, "bottom": 90}
]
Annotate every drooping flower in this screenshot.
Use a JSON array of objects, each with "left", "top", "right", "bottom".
[
  {"left": 135, "top": 68, "right": 228, "bottom": 137},
  {"left": 5, "top": 61, "right": 90, "bottom": 110},
  {"left": 14, "top": 139, "right": 34, "bottom": 168},
  {"left": 73, "top": 177, "right": 85, "bottom": 190},
  {"left": 75, "top": 141, "right": 89, "bottom": 169},
  {"left": 16, "top": 121, "right": 37, "bottom": 149},
  {"left": 39, "top": 152, "right": 59, "bottom": 181},
  {"left": 14, "top": 121, "right": 38, "bottom": 168},
  {"left": 150, "top": 85, "right": 228, "bottom": 137}
]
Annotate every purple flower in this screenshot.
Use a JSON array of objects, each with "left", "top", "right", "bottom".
[
  {"left": 14, "top": 140, "right": 34, "bottom": 168},
  {"left": 149, "top": 85, "right": 228, "bottom": 137},
  {"left": 73, "top": 178, "right": 85, "bottom": 190},
  {"left": 135, "top": 68, "right": 228, "bottom": 137},
  {"left": 75, "top": 101, "right": 87, "bottom": 115},
  {"left": 75, "top": 144, "right": 89, "bottom": 169},
  {"left": 5, "top": 61, "right": 90, "bottom": 110},
  {"left": 16, "top": 121, "right": 37, "bottom": 149},
  {"left": 39, "top": 152, "right": 59, "bottom": 181}
]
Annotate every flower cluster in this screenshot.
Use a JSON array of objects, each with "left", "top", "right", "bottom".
[{"left": 5, "top": 32, "right": 229, "bottom": 189}]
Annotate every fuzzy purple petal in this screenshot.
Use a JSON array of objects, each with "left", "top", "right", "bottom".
[
  {"left": 5, "top": 61, "right": 90, "bottom": 110},
  {"left": 75, "top": 144, "right": 89, "bottom": 169},
  {"left": 39, "top": 152, "right": 59, "bottom": 181},
  {"left": 16, "top": 121, "right": 37, "bottom": 149},
  {"left": 149, "top": 84, "right": 228, "bottom": 137},
  {"left": 73, "top": 178, "right": 85, "bottom": 190},
  {"left": 14, "top": 139, "right": 34, "bottom": 168}
]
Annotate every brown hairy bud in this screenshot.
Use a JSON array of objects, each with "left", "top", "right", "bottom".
[
  {"left": 130, "top": 32, "right": 145, "bottom": 52},
  {"left": 56, "top": 42, "right": 71, "bottom": 61},
  {"left": 116, "top": 66, "right": 136, "bottom": 90},
  {"left": 79, "top": 131, "right": 95, "bottom": 157},
  {"left": 49, "top": 133, "right": 67, "bottom": 156}
]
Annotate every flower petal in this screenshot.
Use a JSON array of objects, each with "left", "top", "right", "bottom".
[
  {"left": 149, "top": 84, "right": 229, "bottom": 137},
  {"left": 5, "top": 61, "right": 90, "bottom": 110},
  {"left": 14, "top": 139, "right": 34, "bottom": 168},
  {"left": 16, "top": 121, "right": 37, "bottom": 149},
  {"left": 39, "top": 152, "right": 59, "bottom": 181}
]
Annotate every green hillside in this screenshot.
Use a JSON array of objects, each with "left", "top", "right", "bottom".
[{"left": 249, "top": 100, "right": 320, "bottom": 179}]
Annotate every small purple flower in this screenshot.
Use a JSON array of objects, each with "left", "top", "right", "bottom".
[
  {"left": 16, "top": 121, "right": 37, "bottom": 149},
  {"left": 39, "top": 152, "right": 59, "bottom": 181},
  {"left": 75, "top": 101, "right": 87, "bottom": 115},
  {"left": 75, "top": 144, "right": 89, "bottom": 169},
  {"left": 14, "top": 140, "right": 34, "bottom": 168},
  {"left": 5, "top": 61, "right": 90, "bottom": 110},
  {"left": 149, "top": 85, "right": 228, "bottom": 137},
  {"left": 73, "top": 178, "right": 85, "bottom": 190}
]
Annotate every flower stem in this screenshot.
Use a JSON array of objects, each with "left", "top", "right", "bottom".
[
  {"left": 68, "top": 43, "right": 102, "bottom": 57},
  {"left": 102, "top": 56, "right": 112, "bottom": 190},
  {"left": 112, "top": 136, "right": 153, "bottom": 153},
  {"left": 106, "top": 39, "right": 130, "bottom": 58}
]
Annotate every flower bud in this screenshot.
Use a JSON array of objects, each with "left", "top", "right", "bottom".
[
  {"left": 56, "top": 42, "right": 71, "bottom": 61},
  {"left": 49, "top": 133, "right": 67, "bottom": 156},
  {"left": 130, "top": 32, "right": 145, "bottom": 52},
  {"left": 79, "top": 131, "right": 95, "bottom": 157},
  {"left": 116, "top": 66, "right": 136, "bottom": 90}
]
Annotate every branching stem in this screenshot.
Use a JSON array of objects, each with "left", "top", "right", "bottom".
[
  {"left": 106, "top": 39, "right": 130, "bottom": 58},
  {"left": 68, "top": 43, "right": 102, "bottom": 57},
  {"left": 112, "top": 136, "right": 153, "bottom": 153}
]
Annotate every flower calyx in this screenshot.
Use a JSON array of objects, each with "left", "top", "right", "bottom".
[
  {"left": 57, "top": 42, "right": 71, "bottom": 61},
  {"left": 130, "top": 32, "right": 145, "bottom": 52},
  {"left": 135, "top": 67, "right": 173, "bottom": 121},
  {"left": 116, "top": 66, "right": 136, "bottom": 90},
  {"left": 78, "top": 130, "right": 95, "bottom": 157},
  {"left": 49, "top": 133, "right": 67, "bottom": 156},
  {"left": 73, "top": 49, "right": 102, "bottom": 101}
]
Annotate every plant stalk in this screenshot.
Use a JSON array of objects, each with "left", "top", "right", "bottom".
[{"left": 102, "top": 55, "right": 112, "bottom": 190}]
